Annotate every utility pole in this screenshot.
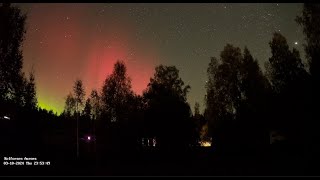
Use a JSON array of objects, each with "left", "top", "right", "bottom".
[
  {"left": 77, "top": 113, "right": 79, "bottom": 158},
  {"left": 76, "top": 103, "right": 79, "bottom": 159}
]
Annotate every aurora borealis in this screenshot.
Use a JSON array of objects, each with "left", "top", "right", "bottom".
[{"left": 17, "top": 3, "right": 305, "bottom": 114}]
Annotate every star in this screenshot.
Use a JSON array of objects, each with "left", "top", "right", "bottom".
[{"left": 17, "top": 3, "right": 305, "bottom": 115}]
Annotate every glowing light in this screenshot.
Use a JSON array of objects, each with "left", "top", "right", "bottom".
[
  {"left": 37, "top": 98, "right": 61, "bottom": 115},
  {"left": 294, "top": 41, "right": 298, "bottom": 45},
  {"left": 22, "top": 4, "right": 158, "bottom": 115},
  {"left": 200, "top": 141, "right": 212, "bottom": 147},
  {"left": 3, "top": 116, "right": 10, "bottom": 120},
  {"left": 152, "top": 138, "right": 156, "bottom": 147},
  {"left": 87, "top": 136, "right": 91, "bottom": 141}
]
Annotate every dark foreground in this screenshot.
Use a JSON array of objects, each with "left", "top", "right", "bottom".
[
  {"left": 0, "top": 119, "right": 319, "bottom": 176},
  {"left": 1, "top": 145, "right": 319, "bottom": 176}
]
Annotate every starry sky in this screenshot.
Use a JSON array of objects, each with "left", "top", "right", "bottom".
[{"left": 16, "top": 3, "right": 305, "bottom": 114}]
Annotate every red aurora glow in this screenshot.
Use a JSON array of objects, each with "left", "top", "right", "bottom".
[{"left": 21, "top": 3, "right": 159, "bottom": 113}]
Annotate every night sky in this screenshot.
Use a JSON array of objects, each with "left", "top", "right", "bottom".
[{"left": 16, "top": 3, "right": 305, "bottom": 114}]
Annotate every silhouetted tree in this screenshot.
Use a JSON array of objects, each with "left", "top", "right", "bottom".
[
  {"left": 194, "top": 102, "right": 200, "bottom": 117},
  {"left": 83, "top": 98, "right": 92, "bottom": 119},
  {"left": 192, "top": 102, "right": 206, "bottom": 146},
  {"left": 205, "top": 44, "right": 271, "bottom": 154},
  {"left": 296, "top": 3, "right": 320, "bottom": 83},
  {"left": 89, "top": 89, "right": 100, "bottom": 155},
  {"left": 126, "top": 94, "right": 145, "bottom": 148},
  {"left": 101, "top": 60, "right": 134, "bottom": 149},
  {"left": 265, "top": 32, "right": 310, "bottom": 151},
  {"left": 90, "top": 89, "right": 101, "bottom": 121},
  {"left": 296, "top": 3, "right": 320, "bottom": 156},
  {"left": 101, "top": 60, "right": 133, "bottom": 124},
  {"left": 266, "top": 33, "right": 309, "bottom": 93},
  {"left": 81, "top": 97, "right": 93, "bottom": 137},
  {"left": 63, "top": 93, "right": 76, "bottom": 118},
  {"left": 238, "top": 47, "right": 271, "bottom": 153},
  {"left": 73, "top": 79, "right": 85, "bottom": 115},
  {"left": 204, "top": 57, "right": 220, "bottom": 142},
  {"left": 73, "top": 79, "right": 85, "bottom": 158},
  {"left": 0, "top": 3, "right": 27, "bottom": 108},
  {"left": 205, "top": 45, "right": 243, "bottom": 153},
  {"left": 24, "top": 70, "right": 37, "bottom": 109},
  {"left": 0, "top": 4, "right": 44, "bottom": 155},
  {"left": 143, "top": 65, "right": 193, "bottom": 150}
]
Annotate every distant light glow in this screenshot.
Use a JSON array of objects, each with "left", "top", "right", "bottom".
[
  {"left": 87, "top": 136, "right": 91, "bottom": 140},
  {"left": 152, "top": 138, "right": 156, "bottom": 147},
  {"left": 4, "top": 116, "right": 10, "bottom": 120},
  {"left": 294, "top": 41, "right": 298, "bottom": 45},
  {"left": 200, "top": 141, "right": 212, "bottom": 147},
  {"left": 37, "top": 96, "right": 61, "bottom": 115}
]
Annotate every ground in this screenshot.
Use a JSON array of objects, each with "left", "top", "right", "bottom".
[{"left": 1, "top": 145, "right": 316, "bottom": 176}]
